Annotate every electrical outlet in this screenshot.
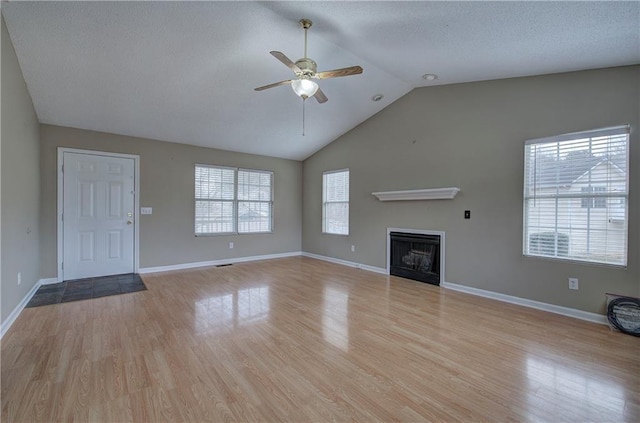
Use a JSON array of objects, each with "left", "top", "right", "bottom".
[
  {"left": 568, "top": 278, "right": 579, "bottom": 290},
  {"left": 351, "top": 245, "right": 355, "bottom": 252},
  {"left": 229, "top": 242, "right": 234, "bottom": 249},
  {"left": 17, "top": 272, "right": 21, "bottom": 285}
]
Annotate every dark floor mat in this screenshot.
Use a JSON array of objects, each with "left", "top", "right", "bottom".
[{"left": 26, "top": 273, "right": 146, "bottom": 307}]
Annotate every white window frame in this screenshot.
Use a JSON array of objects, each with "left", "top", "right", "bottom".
[
  {"left": 195, "top": 164, "right": 273, "bottom": 236},
  {"left": 322, "top": 169, "right": 350, "bottom": 235},
  {"left": 237, "top": 168, "right": 274, "bottom": 234},
  {"left": 523, "top": 125, "right": 629, "bottom": 267}
]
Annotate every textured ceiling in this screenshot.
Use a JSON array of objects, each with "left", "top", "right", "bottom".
[{"left": 3, "top": 1, "right": 639, "bottom": 160}]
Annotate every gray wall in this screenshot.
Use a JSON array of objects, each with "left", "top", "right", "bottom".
[
  {"left": 1, "top": 16, "right": 41, "bottom": 323},
  {"left": 302, "top": 66, "right": 640, "bottom": 314},
  {"left": 40, "top": 125, "right": 302, "bottom": 278}
]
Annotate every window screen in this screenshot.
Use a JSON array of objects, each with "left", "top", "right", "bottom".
[{"left": 523, "top": 125, "right": 629, "bottom": 266}]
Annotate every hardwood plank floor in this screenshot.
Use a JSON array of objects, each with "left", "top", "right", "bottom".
[{"left": 2, "top": 256, "right": 639, "bottom": 422}]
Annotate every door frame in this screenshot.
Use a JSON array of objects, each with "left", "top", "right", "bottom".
[{"left": 57, "top": 147, "right": 140, "bottom": 282}]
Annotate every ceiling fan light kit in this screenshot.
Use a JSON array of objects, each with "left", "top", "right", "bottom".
[
  {"left": 255, "top": 18, "right": 364, "bottom": 136},
  {"left": 255, "top": 18, "right": 363, "bottom": 104},
  {"left": 291, "top": 78, "right": 319, "bottom": 99}
]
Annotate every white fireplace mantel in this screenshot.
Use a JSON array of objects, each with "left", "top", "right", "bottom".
[{"left": 372, "top": 187, "right": 460, "bottom": 201}]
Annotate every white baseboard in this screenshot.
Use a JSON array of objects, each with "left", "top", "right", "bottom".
[
  {"left": 301, "top": 252, "right": 387, "bottom": 275},
  {"left": 442, "top": 281, "right": 607, "bottom": 325},
  {"left": 0, "top": 278, "right": 48, "bottom": 339},
  {"left": 1, "top": 257, "right": 606, "bottom": 340},
  {"left": 139, "top": 251, "right": 302, "bottom": 274},
  {"left": 301, "top": 253, "right": 606, "bottom": 325}
]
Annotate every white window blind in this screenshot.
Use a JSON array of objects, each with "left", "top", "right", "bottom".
[
  {"left": 523, "top": 125, "right": 629, "bottom": 266},
  {"left": 238, "top": 170, "right": 273, "bottom": 233},
  {"left": 195, "top": 165, "right": 273, "bottom": 235},
  {"left": 323, "top": 169, "right": 349, "bottom": 235},
  {"left": 195, "top": 165, "right": 236, "bottom": 234}
]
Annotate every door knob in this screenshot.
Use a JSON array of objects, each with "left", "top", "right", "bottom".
[{"left": 127, "top": 221, "right": 133, "bottom": 225}]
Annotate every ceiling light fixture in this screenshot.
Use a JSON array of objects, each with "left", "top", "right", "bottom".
[
  {"left": 422, "top": 73, "right": 438, "bottom": 81},
  {"left": 291, "top": 78, "right": 319, "bottom": 137},
  {"left": 291, "top": 78, "right": 319, "bottom": 99},
  {"left": 372, "top": 94, "right": 384, "bottom": 102},
  {"left": 255, "top": 18, "right": 363, "bottom": 137}
]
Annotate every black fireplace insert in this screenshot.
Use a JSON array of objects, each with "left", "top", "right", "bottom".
[{"left": 390, "top": 232, "right": 441, "bottom": 285}]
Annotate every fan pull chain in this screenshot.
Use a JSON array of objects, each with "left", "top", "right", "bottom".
[{"left": 302, "top": 99, "right": 306, "bottom": 136}]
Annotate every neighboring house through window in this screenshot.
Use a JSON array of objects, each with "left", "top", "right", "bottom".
[
  {"left": 195, "top": 164, "right": 273, "bottom": 235},
  {"left": 523, "top": 125, "right": 629, "bottom": 266},
  {"left": 323, "top": 169, "right": 349, "bottom": 235},
  {"left": 581, "top": 186, "right": 606, "bottom": 209}
]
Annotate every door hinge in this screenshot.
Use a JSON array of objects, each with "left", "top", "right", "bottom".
[
  {"left": 61, "top": 213, "right": 63, "bottom": 222},
  {"left": 61, "top": 262, "right": 64, "bottom": 270},
  {"left": 61, "top": 164, "right": 64, "bottom": 173}
]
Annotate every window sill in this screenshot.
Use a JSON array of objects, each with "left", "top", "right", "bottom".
[
  {"left": 195, "top": 231, "right": 273, "bottom": 237},
  {"left": 523, "top": 253, "right": 627, "bottom": 269}
]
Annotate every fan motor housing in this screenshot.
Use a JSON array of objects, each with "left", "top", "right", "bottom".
[{"left": 295, "top": 58, "right": 317, "bottom": 77}]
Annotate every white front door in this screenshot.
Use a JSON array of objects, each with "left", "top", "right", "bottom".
[{"left": 63, "top": 152, "right": 135, "bottom": 280}]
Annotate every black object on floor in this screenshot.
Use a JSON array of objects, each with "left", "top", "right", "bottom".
[{"left": 26, "top": 273, "right": 146, "bottom": 308}]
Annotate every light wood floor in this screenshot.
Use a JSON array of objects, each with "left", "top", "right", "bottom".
[{"left": 2, "top": 257, "right": 638, "bottom": 422}]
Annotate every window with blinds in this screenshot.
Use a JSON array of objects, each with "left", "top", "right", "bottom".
[
  {"left": 323, "top": 169, "right": 349, "bottom": 235},
  {"left": 238, "top": 170, "right": 273, "bottom": 233},
  {"left": 195, "top": 165, "right": 273, "bottom": 235},
  {"left": 523, "top": 125, "right": 629, "bottom": 266}
]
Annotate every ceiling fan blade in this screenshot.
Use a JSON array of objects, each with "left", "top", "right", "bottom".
[
  {"left": 270, "top": 51, "right": 302, "bottom": 74},
  {"left": 314, "top": 88, "right": 328, "bottom": 103},
  {"left": 315, "top": 65, "right": 363, "bottom": 79},
  {"left": 254, "top": 79, "right": 293, "bottom": 91}
]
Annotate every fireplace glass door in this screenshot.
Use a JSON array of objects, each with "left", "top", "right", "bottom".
[{"left": 390, "top": 232, "right": 441, "bottom": 285}]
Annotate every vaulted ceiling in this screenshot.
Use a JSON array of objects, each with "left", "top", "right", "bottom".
[{"left": 3, "top": 1, "right": 639, "bottom": 160}]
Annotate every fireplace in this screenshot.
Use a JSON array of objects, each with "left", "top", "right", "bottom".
[{"left": 388, "top": 230, "right": 443, "bottom": 285}]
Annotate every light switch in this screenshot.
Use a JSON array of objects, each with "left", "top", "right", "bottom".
[{"left": 141, "top": 207, "right": 153, "bottom": 215}]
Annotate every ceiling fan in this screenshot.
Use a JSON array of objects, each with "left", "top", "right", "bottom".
[{"left": 255, "top": 19, "right": 363, "bottom": 103}]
